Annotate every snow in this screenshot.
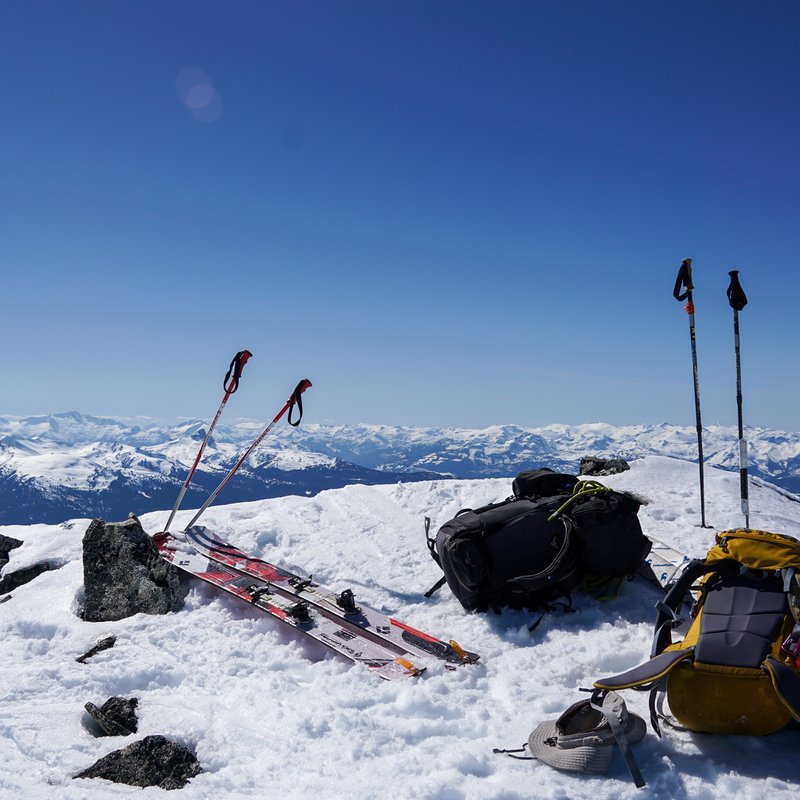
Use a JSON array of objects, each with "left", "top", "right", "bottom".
[{"left": 2, "top": 456, "right": 800, "bottom": 798}]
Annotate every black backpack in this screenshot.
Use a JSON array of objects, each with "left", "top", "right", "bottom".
[
  {"left": 560, "top": 484, "right": 651, "bottom": 579},
  {"left": 425, "top": 471, "right": 650, "bottom": 613},
  {"left": 426, "top": 495, "right": 581, "bottom": 613},
  {"left": 513, "top": 472, "right": 650, "bottom": 581}
]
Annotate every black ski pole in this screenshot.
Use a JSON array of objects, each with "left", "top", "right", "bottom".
[
  {"left": 727, "top": 270, "right": 749, "bottom": 529},
  {"left": 673, "top": 258, "right": 712, "bottom": 528},
  {"left": 163, "top": 349, "right": 253, "bottom": 533},
  {"left": 182, "top": 378, "right": 312, "bottom": 531}
]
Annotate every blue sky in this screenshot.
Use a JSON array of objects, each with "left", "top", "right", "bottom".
[{"left": 2, "top": 1, "right": 799, "bottom": 430}]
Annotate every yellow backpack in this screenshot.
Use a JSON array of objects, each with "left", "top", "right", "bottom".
[{"left": 595, "top": 528, "right": 800, "bottom": 735}]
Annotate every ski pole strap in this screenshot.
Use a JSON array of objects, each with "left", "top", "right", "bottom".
[
  {"left": 223, "top": 350, "right": 253, "bottom": 394},
  {"left": 672, "top": 258, "right": 693, "bottom": 302},
  {"left": 727, "top": 270, "right": 748, "bottom": 311},
  {"left": 287, "top": 378, "right": 312, "bottom": 427}
]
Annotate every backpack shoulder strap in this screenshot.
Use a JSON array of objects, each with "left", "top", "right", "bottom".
[
  {"left": 764, "top": 657, "right": 800, "bottom": 722},
  {"left": 652, "top": 557, "right": 741, "bottom": 654}
]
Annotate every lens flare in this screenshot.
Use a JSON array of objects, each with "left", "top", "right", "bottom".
[{"left": 175, "top": 67, "right": 222, "bottom": 123}]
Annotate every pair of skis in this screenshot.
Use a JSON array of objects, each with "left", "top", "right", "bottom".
[
  {"left": 156, "top": 352, "right": 480, "bottom": 679},
  {"left": 155, "top": 527, "right": 479, "bottom": 680}
]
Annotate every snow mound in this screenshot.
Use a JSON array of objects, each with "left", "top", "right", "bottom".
[{"left": 2, "top": 456, "right": 800, "bottom": 799}]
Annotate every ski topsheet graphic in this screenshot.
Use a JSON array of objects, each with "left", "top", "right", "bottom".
[{"left": 155, "top": 527, "right": 479, "bottom": 679}]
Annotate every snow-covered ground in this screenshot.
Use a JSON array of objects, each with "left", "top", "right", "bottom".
[{"left": 2, "top": 456, "right": 800, "bottom": 799}]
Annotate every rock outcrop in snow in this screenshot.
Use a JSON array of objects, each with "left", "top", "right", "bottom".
[{"left": 81, "top": 516, "right": 186, "bottom": 621}]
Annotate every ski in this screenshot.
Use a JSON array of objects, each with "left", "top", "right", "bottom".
[
  {"left": 637, "top": 534, "right": 694, "bottom": 593},
  {"left": 154, "top": 532, "right": 426, "bottom": 681},
  {"left": 169, "top": 526, "right": 479, "bottom": 669}
]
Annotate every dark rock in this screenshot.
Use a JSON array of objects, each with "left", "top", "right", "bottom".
[
  {"left": 0, "top": 561, "right": 51, "bottom": 595},
  {"left": 579, "top": 457, "right": 631, "bottom": 477},
  {"left": 73, "top": 734, "right": 202, "bottom": 789},
  {"left": 76, "top": 635, "right": 118, "bottom": 664},
  {"left": 82, "top": 516, "right": 187, "bottom": 622},
  {"left": 0, "top": 534, "right": 23, "bottom": 569},
  {"left": 85, "top": 696, "right": 138, "bottom": 736}
]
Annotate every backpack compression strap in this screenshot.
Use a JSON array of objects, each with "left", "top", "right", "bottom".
[{"left": 423, "top": 516, "right": 448, "bottom": 597}]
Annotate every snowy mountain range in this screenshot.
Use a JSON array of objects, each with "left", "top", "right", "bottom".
[{"left": 1, "top": 411, "right": 800, "bottom": 525}]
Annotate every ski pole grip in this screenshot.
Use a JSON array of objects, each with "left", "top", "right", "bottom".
[
  {"left": 287, "top": 378, "right": 312, "bottom": 427},
  {"left": 224, "top": 349, "right": 253, "bottom": 394},
  {"left": 673, "top": 258, "right": 693, "bottom": 302},
  {"left": 727, "top": 270, "right": 748, "bottom": 311}
]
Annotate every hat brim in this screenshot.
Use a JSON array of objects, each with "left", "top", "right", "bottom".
[{"left": 528, "top": 711, "right": 646, "bottom": 775}]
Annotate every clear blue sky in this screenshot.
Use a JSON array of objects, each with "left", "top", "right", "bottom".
[{"left": 2, "top": 1, "right": 798, "bottom": 430}]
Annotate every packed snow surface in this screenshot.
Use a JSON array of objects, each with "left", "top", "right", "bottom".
[{"left": 2, "top": 456, "right": 800, "bottom": 799}]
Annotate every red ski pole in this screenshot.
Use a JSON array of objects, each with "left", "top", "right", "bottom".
[
  {"left": 162, "top": 349, "right": 253, "bottom": 533},
  {"left": 182, "top": 378, "right": 312, "bottom": 531}
]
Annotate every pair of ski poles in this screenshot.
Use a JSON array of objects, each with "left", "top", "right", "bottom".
[
  {"left": 162, "top": 350, "right": 312, "bottom": 534},
  {"left": 673, "top": 259, "right": 749, "bottom": 529}
]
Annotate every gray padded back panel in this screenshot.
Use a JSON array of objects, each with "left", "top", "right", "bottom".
[{"left": 695, "top": 572, "right": 786, "bottom": 668}]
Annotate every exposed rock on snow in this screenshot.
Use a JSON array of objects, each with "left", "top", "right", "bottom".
[
  {"left": 84, "top": 696, "right": 139, "bottom": 736},
  {"left": 73, "top": 735, "right": 202, "bottom": 789},
  {"left": 0, "top": 533, "right": 22, "bottom": 568},
  {"left": 579, "top": 456, "right": 630, "bottom": 476},
  {"left": 81, "top": 515, "right": 186, "bottom": 621},
  {"left": 75, "top": 634, "right": 117, "bottom": 663},
  {"left": 0, "top": 560, "right": 52, "bottom": 595}
]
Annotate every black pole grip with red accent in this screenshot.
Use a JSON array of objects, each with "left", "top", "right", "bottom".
[
  {"left": 287, "top": 379, "right": 312, "bottom": 427},
  {"left": 223, "top": 350, "right": 253, "bottom": 394},
  {"left": 672, "top": 257, "right": 710, "bottom": 527}
]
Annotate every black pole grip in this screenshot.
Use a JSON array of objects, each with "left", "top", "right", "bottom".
[
  {"left": 287, "top": 378, "right": 312, "bottom": 427},
  {"left": 223, "top": 350, "right": 253, "bottom": 394},
  {"left": 673, "top": 258, "right": 693, "bottom": 302},
  {"left": 727, "top": 270, "right": 748, "bottom": 311}
]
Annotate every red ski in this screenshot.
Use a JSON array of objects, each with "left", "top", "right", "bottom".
[
  {"left": 154, "top": 531, "right": 427, "bottom": 681},
  {"left": 159, "top": 526, "right": 480, "bottom": 670}
]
